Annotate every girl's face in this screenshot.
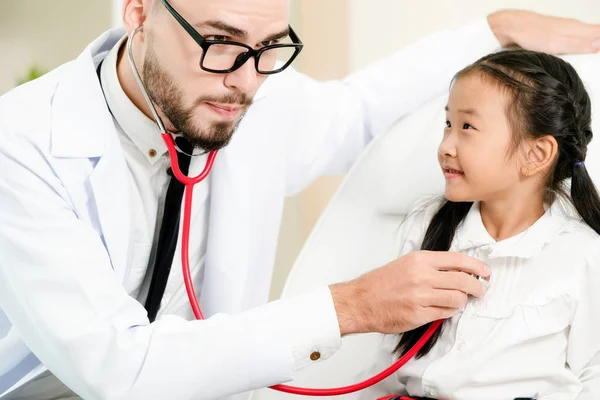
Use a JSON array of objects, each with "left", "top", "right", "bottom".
[{"left": 438, "top": 73, "right": 525, "bottom": 203}]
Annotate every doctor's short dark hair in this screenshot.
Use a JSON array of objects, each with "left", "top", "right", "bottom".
[{"left": 394, "top": 49, "right": 600, "bottom": 359}]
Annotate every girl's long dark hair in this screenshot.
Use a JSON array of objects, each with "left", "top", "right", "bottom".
[{"left": 395, "top": 50, "right": 600, "bottom": 358}]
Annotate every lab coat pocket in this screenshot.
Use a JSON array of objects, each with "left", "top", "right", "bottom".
[{"left": 123, "top": 242, "right": 152, "bottom": 298}]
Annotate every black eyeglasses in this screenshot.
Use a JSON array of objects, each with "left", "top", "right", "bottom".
[{"left": 160, "top": 0, "right": 304, "bottom": 75}]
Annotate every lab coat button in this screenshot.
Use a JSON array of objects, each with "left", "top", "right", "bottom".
[
  {"left": 310, "top": 351, "right": 321, "bottom": 361},
  {"left": 149, "top": 148, "right": 157, "bottom": 157},
  {"left": 424, "top": 386, "right": 437, "bottom": 397}
]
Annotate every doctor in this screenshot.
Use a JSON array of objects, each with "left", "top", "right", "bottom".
[{"left": 1, "top": 0, "right": 600, "bottom": 398}]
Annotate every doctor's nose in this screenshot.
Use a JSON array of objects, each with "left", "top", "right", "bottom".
[{"left": 223, "top": 55, "right": 259, "bottom": 94}]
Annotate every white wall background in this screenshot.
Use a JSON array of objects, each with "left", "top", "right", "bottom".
[
  {"left": 0, "top": 1, "right": 111, "bottom": 94},
  {"left": 348, "top": 0, "right": 600, "bottom": 70},
  {"left": 112, "top": 0, "right": 124, "bottom": 27}
]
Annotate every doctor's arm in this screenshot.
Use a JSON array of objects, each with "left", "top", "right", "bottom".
[
  {"left": 0, "top": 129, "right": 343, "bottom": 399},
  {"left": 278, "top": 11, "right": 600, "bottom": 195},
  {"left": 567, "top": 242, "right": 600, "bottom": 399},
  {"left": 0, "top": 129, "right": 489, "bottom": 399}
]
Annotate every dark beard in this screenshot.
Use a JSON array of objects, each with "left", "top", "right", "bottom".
[{"left": 142, "top": 44, "right": 251, "bottom": 151}]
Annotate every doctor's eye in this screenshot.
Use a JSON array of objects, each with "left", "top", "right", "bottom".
[
  {"left": 445, "top": 120, "right": 451, "bottom": 128},
  {"left": 206, "top": 35, "right": 228, "bottom": 42},
  {"left": 260, "top": 39, "right": 279, "bottom": 47}
]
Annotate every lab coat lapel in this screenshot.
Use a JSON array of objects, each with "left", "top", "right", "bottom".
[
  {"left": 88, "top": 138, "right": 132, "bottom": 283},
  {"left": 50, "top": 28, "right": 132, "bottom": 283},
  {"left": 200, "top": 142, "right": 253, "bottom": 317}
]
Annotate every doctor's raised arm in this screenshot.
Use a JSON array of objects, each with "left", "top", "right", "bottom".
[{"left": 1, "top": 1, "right": 599, "bottom": 399}]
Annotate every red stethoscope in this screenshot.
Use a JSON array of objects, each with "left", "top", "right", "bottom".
[{"left": 127, "top": 26, "right": 441, "bottom": 397}]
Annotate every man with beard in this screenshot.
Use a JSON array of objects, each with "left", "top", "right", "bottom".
[{"left": 1, "top": 0, "right": 600, "bottom": 399}]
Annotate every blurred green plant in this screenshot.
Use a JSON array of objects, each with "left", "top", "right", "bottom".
[{"left": 16, "top": 65, "right": 47, "bottom": 86}]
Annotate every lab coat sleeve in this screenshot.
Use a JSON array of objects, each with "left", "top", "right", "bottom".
[
  {"left": 279, "top": 18, "right": 500, "bottom": 195},
  {"left": 0, "top": 129, "right": 341, "bottom": 399},
  {"left": 568, "top": 240, "right": 600, "bottom": 399}
]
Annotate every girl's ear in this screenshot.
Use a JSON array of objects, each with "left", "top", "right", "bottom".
[{"left": 520, "top": 135, "right": 558, "bottom": 177}]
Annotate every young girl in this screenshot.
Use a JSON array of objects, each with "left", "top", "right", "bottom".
[{"left": 351, "top": 50, "right": 600, "bottom": 399}]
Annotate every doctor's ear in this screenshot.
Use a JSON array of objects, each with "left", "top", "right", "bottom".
[
  {"left": 520, "top": 135, "right": 558, "bottom": 178},
  {"left": 122, "top": 0, "right": 150, "bottom": 34}
]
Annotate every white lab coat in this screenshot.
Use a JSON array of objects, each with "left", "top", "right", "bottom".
[{"left": 0, "top": 22, "right": 499, "bottom": 400}]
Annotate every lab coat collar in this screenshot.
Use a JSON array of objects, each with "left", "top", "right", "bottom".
[
  {"left": 450, "top": 199, "right": 579, "bottom": 259},
  {"left": 99, "top": 33, "right": 171, "bottom": 165},
  {"left": 50, "top": 28, "right": 126, "bottom": 159}
]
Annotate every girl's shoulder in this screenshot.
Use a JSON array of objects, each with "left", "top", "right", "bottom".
[
  {"left": 540, "top": 216, "right": 600, "bottom": 275},
  {"left": 558, "top": 218, "right": 600, "bottom": 254},
  {"left": 537, "top": 197, "right": 600, "bottom": 260}
]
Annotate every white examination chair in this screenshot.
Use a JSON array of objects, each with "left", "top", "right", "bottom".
[{"left": 251, "top": 53, "right": 600, "bottom": 400}]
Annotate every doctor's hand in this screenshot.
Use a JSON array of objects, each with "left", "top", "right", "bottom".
[
  {"left": 487, "top": 10, "right": 600, "bottom": 55},
  {"left": 329, "top": 251, "right": 490, "bottom": 336}
]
